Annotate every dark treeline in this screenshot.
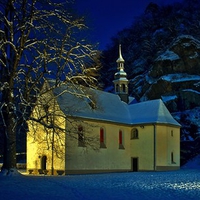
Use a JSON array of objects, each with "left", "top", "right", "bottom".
[
  {"left": 100, "top": 0, "right": 200, "bottom": 89},
  {"left": 100, "top": 0, "right": 200, "bottom": 165}
]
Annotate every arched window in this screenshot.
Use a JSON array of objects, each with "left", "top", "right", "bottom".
[
  {"left": 116, "top": 84, "right": 119, "bottom": 93},
  {"left": 41, "top": 155, "right": 47, "bottom": 170},
  {"left": 100, "top": 128, "right": 106, "bottom": 148},
  {"left": 119, "top": 130, "right": 122, "bottom": 145},
  {"left": 131, "top": 128, "right": 138, "bottom": 139},
  {"left": 122, "top": 84, "right": 126, "bottom": 92},
  {"left": 100, "top": 128, "right": 104, "bottom": 143},
  {"left": 119, "top": 130, "right": 125, "bottom": 149}
]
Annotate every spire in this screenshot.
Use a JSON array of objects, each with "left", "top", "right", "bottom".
[
  {"left": 113, "top": 44, "right": 129, "bottom": 103},
  {"left": 116, "top": 44, "right": 124, "bottom": 63},
  {"left": 116, "top": 44, "right": 125, "bottom": 71}
]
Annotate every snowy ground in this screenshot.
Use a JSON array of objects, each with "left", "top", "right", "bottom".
[
  {"left": 0, "top": 168, "right": 200, "bottom": 200},
  {"left": 0, "top": 156, "right": 200, "bottom": 200}
]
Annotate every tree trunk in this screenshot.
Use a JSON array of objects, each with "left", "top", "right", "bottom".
[
  {"left": 0, "top": 90, "right": 18, "bottom": 176},
  {"left": 1, "top": 120, "right": 17, "bottom": 175},
  {"left": 0, "top": 1, "right": 19, "bottom": 176}
]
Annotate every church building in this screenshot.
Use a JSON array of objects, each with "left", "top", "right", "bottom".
[{"left": 27, "top": 45, "right": 180, "bottom": 175}]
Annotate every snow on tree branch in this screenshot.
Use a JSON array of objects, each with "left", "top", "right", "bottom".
[{"left": 0, "top": 0, "right": 101, "bottom": 175}]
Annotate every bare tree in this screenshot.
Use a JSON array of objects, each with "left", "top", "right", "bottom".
[
  {"left": 0, "top": 0, "right": 100, "bottom": 175},
  {"left": 27, "top": 83, "right": 100, "bottom": 175}
]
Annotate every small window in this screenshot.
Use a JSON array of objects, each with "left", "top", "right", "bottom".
[
  {"left": 119, "top": 130, "right": 122, "bottom": 145},
  {"left": 171, "top": 130, "right": 173, "bottom": 137},
  {"left": 122, "top": 84, "right": 126, "bottom": 92},
  {"left": 171, "top": 152, "right": 176, "bottom": 164},
  {"left": 131, "top": 128, "right": 138, "bottom": 139},
  {"left": 116, "top": 84, "right": 119, "bottom": 93},
  {"left": 119, "top": 130, "right": 125, "bottom": 149},
  {"left": 100, "top": 128, "right": 106, "bottom": 148},
  {"left": 78, "top": 125, "right": 85, "bottom": 147}
]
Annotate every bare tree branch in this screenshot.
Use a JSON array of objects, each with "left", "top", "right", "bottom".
[{"left": 0, "top": 0, "right": 101, "bottom": 175}]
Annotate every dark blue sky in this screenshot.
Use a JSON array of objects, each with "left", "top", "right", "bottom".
[{"left": 75, "top": 0, "right": 183, "bottom": 50}]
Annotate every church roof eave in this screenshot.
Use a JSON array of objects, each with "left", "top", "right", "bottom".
[
  {"left": 128, "top": 99, "right": 181, "bottom": 127},
  {"left": 51, "top": 84, "right": 180, "bottom": 127}
]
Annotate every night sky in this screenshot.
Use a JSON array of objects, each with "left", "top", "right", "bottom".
[{"left": 75, "top": 0, "right": 183, "bottom": 50}]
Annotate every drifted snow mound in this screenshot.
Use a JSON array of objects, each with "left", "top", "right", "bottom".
[
  {"left": 0, "top": 168, "right": 21, "bottom": 176},
  {"left": 182, "top": 154, "right": 200, "bottom": 169}
]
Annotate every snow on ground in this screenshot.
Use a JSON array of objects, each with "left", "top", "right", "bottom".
[
  {"left": 0, "top": 168, "right": 200, "bottom": 200},
  {"left": 182, "top": 154, "right": 200, "bottom": 170}
]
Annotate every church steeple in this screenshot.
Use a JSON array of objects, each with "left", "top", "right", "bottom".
[
  {"left": 113, "top": 45, "right": 129, "bottom": 103},
  {"left": 116, "top": 44, "right": 125, "bottom": 69}
]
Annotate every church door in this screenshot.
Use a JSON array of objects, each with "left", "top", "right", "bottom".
[
  {"left": 41, "top": 155, "right": 47, "bottom": 170},
  {"left": 132, "top": 157, "right": 138, "bottom": 172}
]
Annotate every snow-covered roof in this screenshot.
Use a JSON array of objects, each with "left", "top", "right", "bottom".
[
  {"left": 51, "top": 82, "right": 180, "bottom": 127},
  {"left": 128, "top": 99, "right": 180, "bottom": 126}
]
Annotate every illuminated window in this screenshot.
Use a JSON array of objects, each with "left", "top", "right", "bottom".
[
  {"left": 100, "top": 128, "right": 106, "bottom": 148},
  {"left": 78, "top": 125, "right": 85, "bottom": 147},
  {"left": 131, "top": 128, "right": 138, "bottom": 139}
]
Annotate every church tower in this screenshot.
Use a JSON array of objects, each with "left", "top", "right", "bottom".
[{"left": 113, "top": 45, "right": 129, "bottom": 103}]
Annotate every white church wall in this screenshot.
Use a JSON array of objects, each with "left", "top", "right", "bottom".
[
  {"left": 129, "top": 125, "right": 155, "bottom": 171},
  {"left": 156, "top": 125, "right": 180, "bottom": 170},
  {"left": 65, "top": 119, "right": 132, "bottom": 173}
]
